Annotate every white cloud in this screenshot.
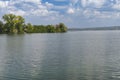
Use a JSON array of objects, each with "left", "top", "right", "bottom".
[
  {"left": 45, "top": 2, "right": 54, "bottom": 9},
  {"left": 67, "top": 8, "right": 75, "bottom": 14},
  {"left": 83, "top": 9, "right": 120, "bottom": 20},
  {"left": 31, "top": 8, "right": 49, "bottom": 16},
  {"left": 9, "top": 10, "right": 26, "bottom": 16},
  {"left": 54, "top": 0, "right": 66, "bottom": 2},
  {"left": 81, "top": 0, "right": 106, "bottom": 8},
  {"left": 0, "top": 1, "right": 9, "bottom": 8},
  {"left": 1, "top": 0, "right": 120, "bottom": 28},
  {"left": 112, "top": 0, "right": 120, "bottom": 10},
  {"left": 69, "top": 0, "right": 120, "bottom": 19},
  {"left": 0, "top": 0, "right": 58, "bottom": 17},
  {"left": 22, "top": 0, "right": 41, "bottom": 4},
  {"left": 70, "top": 0, "right": 79, "bottom": 4},
  {"left": 81, "top": 0, "right": 87, "bottom": 7},
  {"left": 113, "top": 4, "right": 120, "bottom": 10}
]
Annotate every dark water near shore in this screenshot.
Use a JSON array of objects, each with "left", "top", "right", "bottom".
[{"left": 0, "top": 31, "right": 120, "bottom": 80}]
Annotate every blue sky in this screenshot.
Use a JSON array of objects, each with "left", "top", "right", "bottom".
[{"left": 0, "top": 0, "right": 120, "bottom": 28}]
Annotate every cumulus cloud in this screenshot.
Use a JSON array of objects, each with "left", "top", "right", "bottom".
[
  {"left": 67, "top": 8, "right": 75, "bottom": 14},
  {"left": 112, "top": 0, "right": 120, "bottom": 10},
  {"left": 81, "top": 0, "right": 106, "bottom": 8},
  {"left": 0, "top": 0, "right": 58, "bottom": 17},
  {"left": 67, "top": 0, "right": 120, "bottom": 19},
  {"left": 1, "top": 0, "right": 120, "bottom": 27},
  {"left": 70, "top": 0, "right": 79, "bottom": 4},
  {"left": 9, "top": 10, "right": 26, "bottom": 16},
  {"left": 0, "top": 0, "right": 119, "bottom": 18},
  {"left": 83, "top": 9, "right": 112, "bottom": 19},
  {"left": 54, "top": 0, "right": 66, "bottom": 2},
  {"left": 21, "top": 0, "right": 41, "bottom": 4},
  {"left": 45, "top": 2, "right": 54, "bottom": 9},
  {"left": 0, "top": 1, "right": 9, "bottom": 8},
  {"left": 113, "top": 4, "right": 120, "bottom": 10}
]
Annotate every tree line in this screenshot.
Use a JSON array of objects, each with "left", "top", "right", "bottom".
[{"left": 0, "top": 14, "right": 67, "bottom": 34}]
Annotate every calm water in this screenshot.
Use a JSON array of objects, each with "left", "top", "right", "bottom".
[{"left": 0, "top": 31, "right": 120, "bottom": 80}]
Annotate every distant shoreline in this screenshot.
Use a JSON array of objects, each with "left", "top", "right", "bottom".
[{"left": 68, "top": 26, "right": 120, "bottom": 31}]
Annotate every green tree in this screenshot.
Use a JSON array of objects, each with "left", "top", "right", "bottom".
[
  {"left": 15, "top": 16, "right": 25, "bottom": 33},
  {"left": 0, "top": 14, "right": 67, "bottom": 34},
  {"left": 3, "top": 14, "right": 25, "bottom": 34},
  {"left": 25, "top": 23, "right": 33, "bottom": 33},
  {"left": 58, "top": 23, "right": 67, "bottom": 32},
  {"left": 46, "top": 25, "right": 56, "bottom": 33},
  {"left": 56, "top": 24, "right": 61, "bottom": 32}
]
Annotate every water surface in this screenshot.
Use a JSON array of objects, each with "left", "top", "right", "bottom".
[{"left": 0, "top": 31, "right": 120, "bottom": 80}]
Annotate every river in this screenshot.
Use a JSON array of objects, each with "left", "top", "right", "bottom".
[{"left": 0, "top": 31, "right": 120, "bottom": 80}]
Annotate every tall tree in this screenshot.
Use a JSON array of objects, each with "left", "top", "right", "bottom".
[
  {"left": 15, "top": 16, "right": 25, "bottom": 33},
  {"left": 3, "top": 14, "right": 25, "bottom": 33},
  {"left": 57, "top": 23, "right": 67, "bottom": 32}
]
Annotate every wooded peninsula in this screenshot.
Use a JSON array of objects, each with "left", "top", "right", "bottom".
[{"left": 0, "top": 14, "right": 67, "bottom": 34}]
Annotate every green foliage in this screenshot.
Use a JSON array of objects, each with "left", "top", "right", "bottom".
[
  {"left": 32, "top": 25, "right": 47, "bottom": 33},
  {"left": 58, "top": 23, "right": 67, "bottom": 32},
  {"left": 46, "top": 25, "right": 56, "bottom": 33},
  {"left": 0, "top": 21, "right": 4, "bottom": 33},
  {"left": 3, "top": 14, "right": 25, "bottom": 34},
  {"left": 30, "top": 23, "right": 67, "bottom": 33},
  {"left": 0, "top": 14, "right": 68, "bottom": 34},
  {"left": 24, "top": 23, "right": 33, "bottom": 33},
  {"left": 15, "top": 16, "right": 25, "bottom": 33}
]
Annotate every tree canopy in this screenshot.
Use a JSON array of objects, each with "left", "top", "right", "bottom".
[
  {"left": 0, "top": 14, "right": 68, "bottom": 34},
  {"left": 3, "top": 14, "right": 25, "bottom": 33}
]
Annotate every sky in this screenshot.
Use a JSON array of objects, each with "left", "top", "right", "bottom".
[{"left": 0, "top": 0, "right": 120, "bottom": 28}]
